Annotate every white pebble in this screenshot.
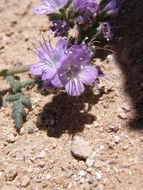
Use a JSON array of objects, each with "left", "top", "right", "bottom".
[
  {"left": 6, "top": 134, "right": 15, "bottom": 143},
  {"left": 114, "top": 136, "right": 120, "bottom": 143},
  {"left": 93, "top": 121, "right": 99, "bottom": 127},
  {"left": 100, "top": 145, "right": 104, "bottom": 151},
  {"left": 95, "top": 172, "right": 102, "bottom": 181},
  {"left": 39, "top": 150, "right": 46, "bottom": 158},
  {"left": 86, "top": 158, "right": 94, "bottom": 167},
  {"left": 46, "top": 173, "right": 51, "bottom": 180},
  {"left": 78, "top": 170, "right": 86, "bottom": 177}
]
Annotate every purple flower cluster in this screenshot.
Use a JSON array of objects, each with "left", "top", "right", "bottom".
[
  {"left": 31, "top": 0, "right": 121, "bottom": 96},
  {"left": 30, "top": 38, "right": 98, "bottom": 96}
]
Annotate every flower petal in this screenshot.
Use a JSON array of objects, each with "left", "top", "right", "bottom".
[
  {"left": 30, "top": 61, "right": 45, "bottom": 76},
  {"left": 51, "top": 73, "right": 63, "bottom": 88},
  {"left": 34, "top": 5, "right": 54, "bottom": 15},
  {"left": 79, "top": 66, "right": 98, "bottom": 85},
  {"left": 65, "top": 78, "right": 85, "bottom": 96},
  {"left": 42, "top": 68, "right": 57, "bottom": 81}
]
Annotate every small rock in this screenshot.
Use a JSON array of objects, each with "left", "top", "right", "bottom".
[
  {"left": 6, "top": 134, "right": 15, "bottom": 143},
  {"left": 114, "top": 136, "right": 120, "bottom": 143},
  {"left": 108, "top": 159, "right": 117, "bottom": 165},
  {"left": 21, "top": 175, "right": 30, "bottom": 187},
  {"left": 86, "top": 178, "right": 93, "bottom": 184},
  {"left": 80, "top": 177, "right": 85, "bottom": 184},
  {"left": 5, "top": 169, "right": 18, "bottom": 181},
  {"left": 46, "top": 173, "right": 51, "bottom": 180},
  {"left": 78, "top": 170, "right": 86, "bottom": 177},
  {"left": 117, "top": 108, "right": 127, "bottom": 119},
  {"left": 38, "top": 161, "right": 45, "bottom": 168},
  {"left": 103, "top": 178, "right": 108, "bottom": 186},
  {"left": 39, "top": 150, "right": 46, "bottom": 158},
  {"left": 93, "top": 121, "right": 99, "bottom": 127},
  {"left": 95, "top": 172, "right": 102, "bottom": 181},
  {"left": 109, "top": 126, "right": 119, "bottom": 133},
  {"left": 123, "top": 145, "right": 128, "bottom": 151},
  {"left": 28, "top": 127, "right": 34, "bottom": 134},
  {"left": 67, "top": 183, "right": 72, "bottom": 189},
  {"left": 86, "top": 158, "right": 94, "bottom": 167},
  {"left": 71, "top": 136, "right": 93, "bottom": 160},
  {"left": 100, "top": 145, "right": 104, "bottom": 151},
  {"left": 42, "top": 181, "right": 48, "bottom": 188}
]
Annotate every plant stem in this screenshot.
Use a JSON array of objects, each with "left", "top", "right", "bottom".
[{"left": 0, "top": 65, "right": 30, "bottom": 77}]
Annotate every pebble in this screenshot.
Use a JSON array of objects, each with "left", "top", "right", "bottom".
[
  {"left": 78, "top": 170, "right": 86, "bottom": 177},
  {"left": 95, "top": 172, "right": 102, "bottom": 181},
  {"left": 1, "top": 185, "right": 19, "bottom": 190},
  {"left": 86, "top": 158, "right": 94, "bottom": 167},
  {"left": 71, "top": 136, "right": 93, "bottom": 160},
  {"left": 93, "top": 121, "right": 99, "bottom": 127},
  {"left": 80, "top": 177, "right": 85, "bottom": 184},
  {"left": 67, "top": 183, "right": 72, "bottom": 189},
  {"left": 6, "top": 134, "right": 15, "bottom": 143},
  {"left": 100, "top": 145, "right": 104, "bottom": 151},
  {"left": 5, "top": 169, "right": 18, "bottom": 181},
  {"left": 46, "top": 173, "right": 51, "bottom": 180},
  {"left": 21, "top": 175, "right": 30, "bottom": 187},
  {"left": 114, "top": 136, "right": 120, "bottom": 143},
  {"left": 39, "top": 150, "right": 46, "bottom": 158},
  {"left": 28, "top": 127, "right": 34, "bottom": 134},
  {"left": 109, "top": 126, "right": 119, "bottom": 133},
  {"left": 117, "top": 108, "right": 127, "bottom": 119}
]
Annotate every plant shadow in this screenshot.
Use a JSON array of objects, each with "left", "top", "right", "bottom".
[
  {"left": 36, "top": 87, "right": 104, "bottom": 138},
  {"left": 113, "top": 0, "right": 143, "bottom": 130}
]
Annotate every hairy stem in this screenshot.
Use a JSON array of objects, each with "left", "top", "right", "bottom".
[{"left": 0, "top": 65, "right": 30, "bottom": 77}]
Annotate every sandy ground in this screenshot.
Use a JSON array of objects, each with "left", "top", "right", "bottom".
[{"left": 0, "top": 0, "right": 143, "bottom": 189}]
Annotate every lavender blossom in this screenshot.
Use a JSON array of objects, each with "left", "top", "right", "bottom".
[
  {"left": 51, "top": 20, "right": 68, "bottom": 37},
  {"left": 103, "top": 0, "right": 120, "bottom": 16},
  {"left": 73, "top": 0, "right": 99, "bottom": 16},
  {"left": 34, "top": 0, "right": 68, "bottom": 15},
  {"left": 74, "top": 0, "right": 99, "bottom": 27},
  {"left": 55, "top": 45, "right": 98, "bottom": 96},
  {"left": 101, "top": 22, "right": 113, "bottom": 40},
  {"left": 30, "top": 37, "right": 68, "bottom": 87}
]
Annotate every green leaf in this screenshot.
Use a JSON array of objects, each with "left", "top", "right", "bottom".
[
  {"left": 11, "top": 94, "right": 31, "bottom": 129},
  {"left": 12, "top": 100, "right": 23, "bottom": 129},
  {"left": 6, "top": 93, "right": 21, "bottom": 102},
  {"left": 7, "top": 76, "right": 21, "bottom": 93},
  {"left": 21, "top": 95, "right": 32, "bottom": 109}
]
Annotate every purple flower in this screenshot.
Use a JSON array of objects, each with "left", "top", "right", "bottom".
[
  {"left": 56, "top": 45, "right": 98, "bottom": 96},
  {"left": 30, "top": 37, "right": 68, "bottom": 87},
  {"left": 34, "top": 0, "right": 68, "bottom": 15},
  {"left": 103, "top": 0, "right": 120, "bottom": 16},
  {"left": 51, "top": 20, "right": 68, "bottom": 37},
  {"left": 101, "top": 22, "right": 113, "bottom": 40},
  {"left": 74, "top": 0, "right": 99, "bottom": 16},
  {"left": 73, "top": 0, "right": 99, "bottom": 27}
]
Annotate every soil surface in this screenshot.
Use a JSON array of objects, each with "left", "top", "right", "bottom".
[{"left": 0, "top": 0, "right": 143, "bottom": 190}]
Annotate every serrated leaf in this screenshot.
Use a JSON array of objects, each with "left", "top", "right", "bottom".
[
  {"left": 6, "top": 93, "right": 21, "bottom": 102},
  {"left": 12, "top": 100, "right": 23, "bottom": 129},
  {"left": 21, "top": 95, "right": 32, "bottom": 109},
  {"left": 7, "top": 75, "right": 21, "bottom": 93}
]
